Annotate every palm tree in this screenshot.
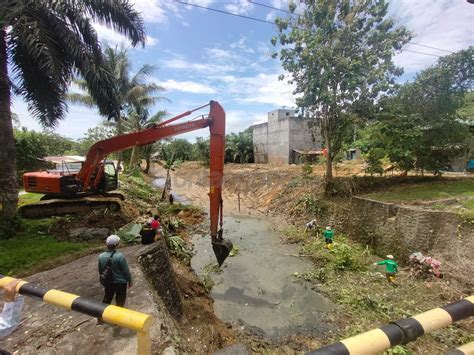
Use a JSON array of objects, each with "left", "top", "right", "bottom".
[
  {"left": 0, "top": 0, "right": 145, "bottom": 235},
  {"left": 126, "top": 108, "right": 168, "bottom": 172},
  {"left": 69, "top": 45, "right": 167, "bottom": 170},
  {"left": 158, "top": 146, "right": 178, "bottom": 201},
  {"left": 225, "top": 131, "right": 253, "bottom": 163}
]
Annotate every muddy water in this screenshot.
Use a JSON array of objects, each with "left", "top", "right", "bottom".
[{"left": 191, "top": 215, "right": 334, "bottom": 338}]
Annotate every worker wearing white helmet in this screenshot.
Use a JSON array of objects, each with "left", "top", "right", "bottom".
[
  {"left": 374, "top": 255, "right": 399, "bottom": 285},
  {"left": 98, "top": 235, "right": 133, "bottom": 311}
]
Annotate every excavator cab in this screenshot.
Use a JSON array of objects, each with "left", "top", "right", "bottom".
[{"left": 99, "top": 161, "right": 119, "bottom": 192}]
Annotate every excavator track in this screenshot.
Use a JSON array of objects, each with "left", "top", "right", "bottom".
[{"left": 18, "top": 197, "right": 122, "bottom": 218}]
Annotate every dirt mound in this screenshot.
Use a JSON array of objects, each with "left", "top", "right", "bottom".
[{"left": 139, "top": 237, "right": 236, "bottom": 353}]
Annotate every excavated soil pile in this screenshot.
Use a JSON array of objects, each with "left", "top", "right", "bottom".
[{"left": 139, "top": 238, "right": 236, "bottom": 353}]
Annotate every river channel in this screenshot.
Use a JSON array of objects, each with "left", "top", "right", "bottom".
[{"left": 153, "top": 176, "right": 334, "bottom": 338}]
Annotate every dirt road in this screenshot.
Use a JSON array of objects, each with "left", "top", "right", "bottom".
[{"left": 1, "top": 244, "right": 163, "bottom": 355}]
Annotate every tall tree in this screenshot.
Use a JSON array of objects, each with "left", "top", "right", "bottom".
[
  {"left": 158, "top": 146, "right": 178, "bottom": 201},
  {"left": 359, "top": 47, "right": 474, "bottom": 174},
  {"left": 225, "top": 131, "right": 253, "bottom": 163},
  {"left": 69, "top": 45, "right": 166, "bottom": 170},
  {"left": 272, "top": 0, "right": 411, "bottom": 181},
  {"left": 0, "top": 0, "right": 145, "bottom": 235},
  {"left": 125, "top": 108, "right": 168, "bottom": 172}
]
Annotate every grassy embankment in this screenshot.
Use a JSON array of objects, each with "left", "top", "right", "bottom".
[
  {"left": 285, "top": 226, "right": 473, "bottom": 354},
  {"left": 366, "top": 179, "right": 474, "bottom": 219}
]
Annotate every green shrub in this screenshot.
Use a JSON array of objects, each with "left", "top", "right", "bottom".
[
  {"left": 295, "top": 193, "right": 327, "bottom": 215},
  {"left": 331, "top": 243, "right": 365, "bottom": 271},
  {"left": 302, "top": 163, "right": 313, "bottom": 176}
]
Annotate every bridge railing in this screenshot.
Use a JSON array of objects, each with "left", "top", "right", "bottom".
[
  {"left": 0, "top": 275, "right": 152, "bottom": 355},
  {"left": 308, "top": 295, "right": 474, "bottom": 355}
]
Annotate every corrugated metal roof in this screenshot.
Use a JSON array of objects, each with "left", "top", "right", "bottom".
[
  {"left": 292, "top": 149, "right": 323, "bottom": 155},
  {"left": 43, "top": 155, "right": 85, "bottom": 164}
]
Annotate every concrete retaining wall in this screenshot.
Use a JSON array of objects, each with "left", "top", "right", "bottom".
[{"left": 334, "top": 196, "right": 474, "bottom": 270}]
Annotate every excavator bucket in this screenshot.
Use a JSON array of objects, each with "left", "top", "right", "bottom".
[{"left": 212, "top": 230, "right": 233, "bottom": 267}]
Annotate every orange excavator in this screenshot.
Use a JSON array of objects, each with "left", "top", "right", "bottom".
[{"left": 20, "top": 101, "right": 233, "bottom": 265}]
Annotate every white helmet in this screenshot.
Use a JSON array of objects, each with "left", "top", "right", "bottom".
[{"left": 106, "top": 235, "right": 120, "bottom": 247}]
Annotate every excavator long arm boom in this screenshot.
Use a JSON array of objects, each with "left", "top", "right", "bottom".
[{"left": 77, "top": 100, "right": 232, "bottom": 265}]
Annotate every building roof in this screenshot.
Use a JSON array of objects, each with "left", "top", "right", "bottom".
[
  {"left": 292, "top": 149, "right": 323, "bottom": 155},
  {"left": 43, "top": 155, "right": 85, "bottom": 164}
]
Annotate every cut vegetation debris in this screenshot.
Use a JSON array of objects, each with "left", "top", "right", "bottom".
[{"left": 286, "top": 226, "right": 474, "bottom": 353}]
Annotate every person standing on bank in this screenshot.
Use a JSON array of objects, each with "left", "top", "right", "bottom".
[{"left": 98, "top": 235, "right": 132, "bottom": 307}]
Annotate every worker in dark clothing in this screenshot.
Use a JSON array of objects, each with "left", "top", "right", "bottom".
[
  {"left": 140, "top": 222, "right": 156, "bottom": 245},
  {"left": 169, "top": 193, "right": 174, "bottom": 205},
  {"left": 98, "top": 235, "right": 132, "bottom": 307}
]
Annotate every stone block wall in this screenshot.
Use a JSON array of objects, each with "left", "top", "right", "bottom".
[{"left": 334, "top": 196, "right": 474, "bottom": 270}]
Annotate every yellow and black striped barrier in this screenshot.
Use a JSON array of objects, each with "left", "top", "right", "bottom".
[
  {"left": 447, "top": 341, "right": 474, "bottom": 355},
  {"left": 0, "top": 275, "right": 152, "bottom": 355},
  {"left": 309, "top": 296, "right": 474, "bottom": 355}
]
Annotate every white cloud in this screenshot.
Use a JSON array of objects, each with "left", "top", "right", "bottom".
[
  {"left": 205, "top": 48, "right": 233, "bottom": 60},
  {"left": 130, "top": 0, "right": 168, "bottom": 23},
  {"left": 159, "top": 79, "right": 217, "bottom": 94},
  {"left": 225, "top": 0, "right": 254, "bottom": 15},
  {"left": 391, "top": 0, "right": 474, "bottom": 74},
  {"left": 93, "top": 23, "right": 158, "bottom": 49},
  {"left": 230, "top": 36, "right": 255, "bottom": 53},
  {"left": 94, "top": 23, "right": 129, "bottom": 47},
  {"left": 265, "top": 10, "right": 276, "bottom": 22},
  {"left": 146, "top": 35, "right": 159, "bottom": 47},
  {"left": 225, "top": 110, "right": 267, "bottom": 133},
  {"left": 187, "top": 0, "right": 215, "bottom": 5},
  {"left": 161, "top": 58, "right": 236, "bottom": 75},
  {"left": 12, "top": 97, "right": 104, "bottom": 140},
  {"left": 270, "top": 0, "right": 287, "bottom": 9},
  {"left": 210, "top": 73, "right": 296, "bottom": 107}
]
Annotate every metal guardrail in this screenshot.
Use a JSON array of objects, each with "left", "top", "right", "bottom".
[
  {"left": 308, "top": 295, "right": 474, "bottom": 355},
  {"left": 0, "top": 275, "right": 152, "bottom": 355}
]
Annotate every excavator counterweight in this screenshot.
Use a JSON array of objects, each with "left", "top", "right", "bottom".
[{"left": 21, "top": 101, "right": 233, "bottom": 266}]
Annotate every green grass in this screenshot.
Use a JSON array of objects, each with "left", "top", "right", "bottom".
[
  {"left": 367, "top": 179, "right": 474, "bottom": 202},
  {"left": 0, "top": 219, "right": 92, "bottom": 276},
  {"left": 18, "top": 192, "right": 43, "bottom": 206},
  {"left": 461, "top": 199, "right": 474, "bottom": 220}
]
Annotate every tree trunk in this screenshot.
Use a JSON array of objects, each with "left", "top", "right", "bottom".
[
  {"left": 116, "top": 118, "right": 123, "bottom": 172},
  {"left": 144, "top": 156, "right": 151, "bottom": 174},
  {"left": 129, "top": 146, "right": 137, "bottom": 170},
  {"left": 324, "top": 132, "right": 333, "bottom": 181},
  {"left": 161, "top": 171, "right": 171, "bottom": 201},
  {"left": 0, "top": 29, "right": 19, "bottom": 237}
]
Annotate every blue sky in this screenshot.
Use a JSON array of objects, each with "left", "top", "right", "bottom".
[{"left": 14, "top": 0, "right": 474, "bottom": 141}]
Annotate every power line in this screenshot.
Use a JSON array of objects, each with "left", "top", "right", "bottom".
[
  {"left": 409, "top": 42, "right": 454, "bottom": 54},
  {"left": 174, "top": 1, "right": 451, "bottom": 58},
  {"left": 401, "top": 49, "right": 442, "bottom": 57},
  {"left": 247, "top": 0, "right": 296, "bottom": 16},
  {"left": 248, "top": 1, "right": 455, "bottom": 55},
  {"left": 174, "top": 0, "right": 274, "bottom": 25}
]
